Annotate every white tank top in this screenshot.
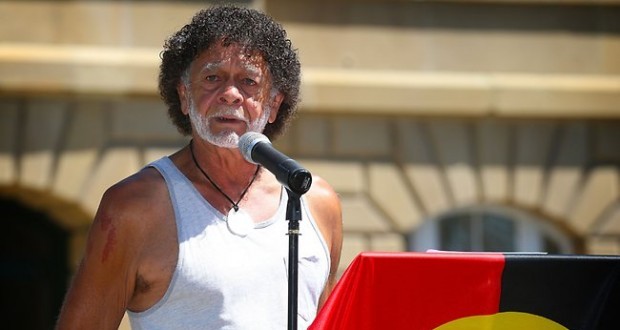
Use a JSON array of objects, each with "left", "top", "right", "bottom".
[{"left": 128, "top": 157, "right": 330, "bottom": 329}]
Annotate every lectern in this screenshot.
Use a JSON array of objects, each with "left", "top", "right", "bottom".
[{"left": 310, "top": 252, "right": 620, "bottom": 330}]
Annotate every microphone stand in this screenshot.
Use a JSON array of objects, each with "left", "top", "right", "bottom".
[
  {"left": 286, "top": 188, "right": 303, "bottom": 330},
  {"left": 238, "top": 132, "right": 312, "bottom": 330}
]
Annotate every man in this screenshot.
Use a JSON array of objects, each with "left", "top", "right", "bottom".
[{"left": 56, "top": 6, "right": 342, "bottom": 329}]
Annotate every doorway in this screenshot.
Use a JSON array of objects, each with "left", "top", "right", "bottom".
[{"left": 0, "top": 197, "right": 69, "bottom": 329}]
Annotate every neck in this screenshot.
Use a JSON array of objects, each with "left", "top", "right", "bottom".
[
  {"left": 187, "top": 139, "right": 261, "bottom": 211},
  {"left": 190, "top": 137, "right": 258, "bottom": 184}
]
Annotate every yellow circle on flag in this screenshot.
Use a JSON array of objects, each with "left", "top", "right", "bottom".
[{"left": 434, "top": 311, "right": 568, "bottom": 330}]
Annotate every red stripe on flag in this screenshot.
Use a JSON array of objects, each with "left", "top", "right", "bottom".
[{"left": 310, "top": 252, "right": 505, "bottom": 330}]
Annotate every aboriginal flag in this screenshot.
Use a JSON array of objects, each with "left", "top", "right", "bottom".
[{"left": 309, "top": 252, "right": 620, "bottom": 330}]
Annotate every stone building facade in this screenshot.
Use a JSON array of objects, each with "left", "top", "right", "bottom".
[{"left": 1, "top": 0, "right": 619, "bottom": 328}]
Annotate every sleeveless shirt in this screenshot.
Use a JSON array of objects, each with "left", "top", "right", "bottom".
[{"left": 127, "top": 157, "right": 330, "bottom": 330}]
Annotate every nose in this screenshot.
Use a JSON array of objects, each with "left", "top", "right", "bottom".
[{"left": 219, "top": 84, "right": 242, "bottom": 105}]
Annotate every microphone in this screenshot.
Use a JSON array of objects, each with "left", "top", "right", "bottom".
[{"left": 239, "top": 132, "right": 312, "bottom": 195}]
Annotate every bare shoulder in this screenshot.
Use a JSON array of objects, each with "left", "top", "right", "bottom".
[
  {"left": 99, "top": 166, "right": 167, "bottom": 222},
  {"left": 89, "top": 166, "right": 173, "bottom": 281},
  {"left": 305, "top": 175, "right": 342, "bottom": 224},
  {"left": 103, "top": 166, "right": 165, "bottom": 207},
  {"left": 87, "top": 166, "right": 170, "bottom": 263},
  {"left": 304, "top": 175, "right": 343, "bottom": 246},
  {"left": 95, "top": 168, "right": 168, "bottom": 224}
]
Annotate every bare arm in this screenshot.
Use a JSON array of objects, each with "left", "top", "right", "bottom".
[{"left": 56, "top": 179, "right": 149, "bottom": 329}]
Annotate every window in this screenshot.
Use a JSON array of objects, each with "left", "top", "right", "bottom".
[{"left": 410, "top": 205, "right": 573, "bottom": 254}]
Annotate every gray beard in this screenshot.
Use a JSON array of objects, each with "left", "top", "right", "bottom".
[{"left": 188, "top": 98, "right": 271, "bottom": 149}]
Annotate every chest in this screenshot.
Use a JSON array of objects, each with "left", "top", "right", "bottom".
[
  {"left": 169, "top": 218, "right": 329, "bottom": 327},
  {"left": 180, "top": 219, "right": 289, "bottom": 290}
]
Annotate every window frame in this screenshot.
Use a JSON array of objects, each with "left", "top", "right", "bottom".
[{"left": 409, "top": 205, "right": 574, "bottom": 254}]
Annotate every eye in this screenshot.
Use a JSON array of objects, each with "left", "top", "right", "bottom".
[
  {"left": 205, "top": 75, "right": 219, "bottom": 82},
  {"left": 243, "top": 78, "right": 257, "bottom": 86}
]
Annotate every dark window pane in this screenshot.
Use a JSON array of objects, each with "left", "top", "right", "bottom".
[
  {"left": 482, "top": 213, "right": 515, "bottom": 252},
  {"left": 439, "top": 215, "right": 472, "bottom": 251}
]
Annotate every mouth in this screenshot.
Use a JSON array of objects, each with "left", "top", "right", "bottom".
[
  {"left": 215, "top": 116, "right": 244, "bottom": 123},
  {"left": 210, "top": 115, "right": 248, "bottom": 128}
]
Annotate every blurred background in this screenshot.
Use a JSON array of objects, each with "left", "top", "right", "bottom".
[{"left": 1, "top": 0, "right": 619, "bottom": 328}]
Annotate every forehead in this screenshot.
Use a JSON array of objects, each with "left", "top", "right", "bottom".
[{"left": 191, "top": 42, "right": 269, "bottom": 74}]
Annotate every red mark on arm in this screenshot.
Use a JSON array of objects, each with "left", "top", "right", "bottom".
[{"left": 99, "top": 214, "right": 118, "bottom": 263}]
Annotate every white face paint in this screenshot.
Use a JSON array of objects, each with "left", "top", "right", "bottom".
[{"left": 187, "top": 90, "right": 273, "bottom": 149}]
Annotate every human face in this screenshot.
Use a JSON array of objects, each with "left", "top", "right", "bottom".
[{"left": 179, "top": 43, "right": 283, "bottom": 148}]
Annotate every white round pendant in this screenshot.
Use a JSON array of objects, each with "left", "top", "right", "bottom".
[{"left": 226, "top": 208, "right": 254, "bottom": 237}]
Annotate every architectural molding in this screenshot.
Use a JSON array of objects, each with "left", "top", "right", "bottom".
[{"left": 1, "top": 43, "right": 619, "bottom": 117}]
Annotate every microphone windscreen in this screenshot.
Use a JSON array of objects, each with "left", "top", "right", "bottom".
[{"left": 238, "top": 132, "right": 270, "bottom": 164}]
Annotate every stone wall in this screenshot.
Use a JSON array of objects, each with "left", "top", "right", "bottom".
[{"left": 1, "top": 96, "right": 619, "bottom": 274}]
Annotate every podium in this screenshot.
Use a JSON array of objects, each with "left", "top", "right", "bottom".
[{"left": 309, "top": 252, "right": 620, "bottom": 330}]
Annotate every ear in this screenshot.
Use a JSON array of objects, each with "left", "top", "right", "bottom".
[
  {"left": 177, "top": 83, "right": 189, "bottom": 115},
  {"left": 269, "top": 92, "right": 284, "bottom": 123}
]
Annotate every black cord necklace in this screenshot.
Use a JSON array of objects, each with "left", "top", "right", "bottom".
[{"left": 189, "top": 140, "right": 260, "bottom": 212}]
